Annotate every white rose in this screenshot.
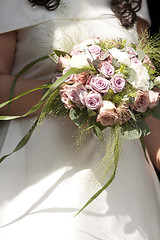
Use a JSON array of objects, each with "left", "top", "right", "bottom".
[
  {"left": 130, "top": 61, "right": 150, "bottom": 90},
  {"left": 70, "top": 52, "right": 90, "bottom": 68},
  {"left": 109, "top": 48, "right": 130, "bottom": 66},
  {"left": 73, "top": 38, "right": 100, "bottom": 52}
]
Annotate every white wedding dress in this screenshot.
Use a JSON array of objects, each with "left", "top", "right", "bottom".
[{"left": 0, "top": 0, "right": 160, "bottom": 239}]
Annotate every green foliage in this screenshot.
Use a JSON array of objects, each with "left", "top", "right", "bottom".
[
  {"left": 137, "top": 31, "right": 160, "bottom": 73},
  {"left": 69, "top": 107, "right": 88, "bottom": 127},
  {"left": 121, "top": 118, "right": 150, "bottom": 139},
  {"left": 152, "top": 104, "right": 160, "bottom": 120}
]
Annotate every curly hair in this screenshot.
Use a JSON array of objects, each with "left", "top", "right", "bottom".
[
  {"left": 28, "top": 0, "right": 60, "bottom": 10},
  {"left": 27, "top": 0, "right": 142, "bottom": 28},
  {"left": 111, "top": 0, "right": 142, "bottom": 29}
]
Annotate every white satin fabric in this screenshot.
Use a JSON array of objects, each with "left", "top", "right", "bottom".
[{"left": 0, "top": 1, "right": 159, "bottom": 240}]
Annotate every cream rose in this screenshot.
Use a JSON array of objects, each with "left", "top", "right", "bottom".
[{"left": 97, "top": 100, "right": 118, "bottom": 126}]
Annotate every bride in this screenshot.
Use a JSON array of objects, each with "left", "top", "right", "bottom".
[{"left": 0, "top": 0, "right": 160, "bottom": 239}]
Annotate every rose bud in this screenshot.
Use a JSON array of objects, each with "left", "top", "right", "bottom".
[
  {"left": 148, "top": 90, "right": 159, "bottom": 109},
  {"left": 133, "top": 90, "right": 150, "bottom": 112},
  {"left": 97, "top": 100, "right": 118, "bottom": 126},
  {"left": 116, "top": 103, "right": 131, "bottom": 125}
]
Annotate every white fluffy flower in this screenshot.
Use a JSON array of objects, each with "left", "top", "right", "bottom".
[
  {"left": 130, "top": 61, "right": 150, "bottom": 90},
  {"left": 109, "top": 48, "right": 130, "bottom": 66},
  {"left": 70, "top": 52, "right": 90, "bottom": 68},
  {"left": 76, "top": 38, "right": 100, "bottom": 51}
]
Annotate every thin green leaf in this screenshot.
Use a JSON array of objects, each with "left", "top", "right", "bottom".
[
  {"left": 54, "top": 50, "right": 71, "bottom": 57},
  {"left": 75, "top": 126, "right": 120, "bottom": 216},
  {"left": 0, "top": 119, "right": 38, "bottom": 163},
  {"left": 140, "top": 136, "right": 149, "bottom": 163},
  {"left": 0, "top": 83, "right": 51, "bottom": 109},
  {"left": 41, "top": 66, "right": 93, "bottom": 102},
  {"left": 9, "top": 54, "right": 54, "bottom": 107},
  {"left": 128, "top": 108, "right": 136, "bottom": 121}
]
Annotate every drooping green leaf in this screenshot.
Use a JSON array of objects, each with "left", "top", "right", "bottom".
[
  {"left": 9, "top": 54, "right": 54, "bottom": 107},
  {"left": 140, "top": 136, "right": 149, "bottom": 163},
  {"left": 69, "top": 107, "right": 88, "bottom": 127},
  {"left": 136, "top": 119, "right": 150, "bottom": 137},
  {"left": 121, "top": 120, "right": 142, "bottom": 139},
  {"left": 93, "top": 124, "right": 104, "bottom": 140},
  {"left": 41, "top": 66, "right": 93, "bottom": 102},
  {"left": 87, "top": 109, "right": 97, "bottom": 117},
  {"left": 0, "top": 119, "right": 39, "bottom": 163},
  {"left": 0, "top": 83, "right": 51, "bottom": 110},
  {"left": 121, "top": 118, "right": 150, "bottom": 140},
  {"left": 54, "top": 50, "right": 71, "bottom": 57},
  {"left": 75, "top": 125, "right": 120, "bottom": 216}
]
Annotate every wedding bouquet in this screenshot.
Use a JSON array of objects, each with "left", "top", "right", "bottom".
[
  {"left": 0, "top": 34, "right": 160, "bottom": 215},
  {"left": 53, "top": 37, "right": 160, "bottom": 140}
]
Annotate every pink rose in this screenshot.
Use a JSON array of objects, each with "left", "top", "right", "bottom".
[
  {"left": 75, "top": 72, "right": 92, "bottom": 85},
  {"left": 67, "top": 87, "right": 81, "bottom": 106},
  {"left": 133, "top": 90, "right": 150, "bottom": 112},
  {"left": 90, "top": 75, "right": 110, "bottom": 94},
  {"left": 85, "top": 91, "right": 103, "bottom": 110},
  {"left": 130, "top": 57, "right": 142, "bottom": 65},
  {"left": 67, "top": 84, "right": 88, "bottom": 107},
  {"left": 76, "top": 84, "right": 88, "bottom": 106},
  {"left": 148, "top": 90, "right": 159, "bottom": 109},
  {"left": 69, "top": 48, "right": 80, "bottom": 56},
  {"left": 88, "top": 44, "right": 102, "bottom": 58},
  {"left": 110, "top": 75, "right": 126, "bottom": 93},
  {"left": 97, "top": 100, "right": 118, "bottom": 126},
  {"left": 116, "top": 103, "right": 131, "bottom": 125},
  {"left": 100, "top": 61, "right": 114, "bottom": 78},
  {"left": 125, "top": 46, "right": 137, "bottom": 58},
  {"left": 60, "top": 85, "right": 75, "bottom": 109},
  {"left": 143, "top": 55, "right": 155, "bottom": 70},
  {"left": 63, "top": 68, "right": 77, "bottom": 84}
]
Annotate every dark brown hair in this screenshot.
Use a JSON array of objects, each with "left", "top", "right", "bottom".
[
  {"left": 111, "top": 0, "right": 142, "bottom": 29},
  {"left": 28, "top": 0, "right": 142, "bottom": 28},
  {"left": 28, "top": 0, "right": 60, "bottom": 10}
]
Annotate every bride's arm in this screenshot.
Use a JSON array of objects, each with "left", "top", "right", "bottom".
[
  {"left": 0, "top": 31, "right": 49, "bottom": 116},
  {"left": 144, "top": 116, "right": 160, "bottom": 171},
  {"left": 136, "top": 18, "right": 160, "bottom": 172}
]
